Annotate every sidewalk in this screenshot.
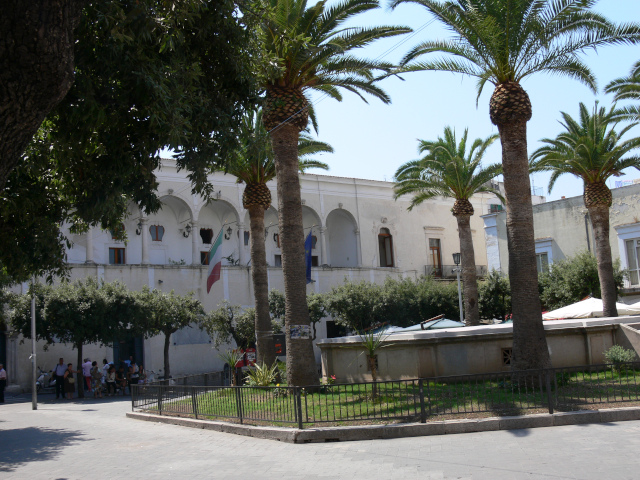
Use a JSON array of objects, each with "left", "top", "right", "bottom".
[{"left": 2, "top": 394, "right": 640, "bottom": 479}]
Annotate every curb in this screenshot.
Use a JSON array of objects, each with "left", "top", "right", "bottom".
[{"left": 126, "top": 406, "right": 640, "bottom": 444}]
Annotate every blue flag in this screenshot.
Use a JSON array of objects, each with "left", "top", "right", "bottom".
[{"left": 304, "top": 230, "right": 313, "bottom": 284}]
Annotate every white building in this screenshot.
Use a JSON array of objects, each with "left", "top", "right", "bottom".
[{"left": 3, "top": 159, "right": 503, "bottom": 387}]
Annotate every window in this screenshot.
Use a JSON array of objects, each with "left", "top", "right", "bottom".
[
  {"left": 110, "top": 223, "right": 125, "bottom": 240},
  {"left": 625, "top": 238, "right": 640, "bottom": 286},
  {"left": 149, "top": 225, "right": 164, "bottom": 242},
  {"left": 200, "top": 228, "right": 213, "bottom": 244},
  {"left": 274, "top": 254, "right": 282, "bottom": 267},
  {"left": 489, "top": 204, "right": 504, "bottom": 214},
  {"left": 536, "top": 252, "right": 549, "bottom": 273},
  {"left": 312, "top": 256, "right": 319, "bottom": 267},
  {"left": 311, "top": 235, "right": 318, "bottom": 250},
  {"left": 109, "top": 248, "right": 125, "bottom": 265},
  {"left": 429, "top": 238, "right": 442, "bottom": 276},
  {"left": 200, "top": 251, "right": 210, "bottom": 265},
  {"left": 501, "top": 348, "right": 512, "bottom": 366},
  {"left": 244, "top": 231, "right": 250, "bottom": 246},
  {"left": 274, "top": 233, "right": 280, "bottom": 248},
  {"left": 378, "top": 228, "right": 394, "bottom": 267}
]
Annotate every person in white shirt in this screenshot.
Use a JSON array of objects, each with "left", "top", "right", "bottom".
[
  {"left": 82, "top": 358, "right": 92, "bottom": 393},
  {"left": 53, "top": 358, "right": 67, "bottom": 400},
  {"left": 0, "top": 363, "right": 7, "bottom": 403},
  {"left": 102, "top": 359, "right": 110, "bottom": 385}
]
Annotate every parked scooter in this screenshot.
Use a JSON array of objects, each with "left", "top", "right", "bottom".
[{"left": 36, "top": 367, "right": 56, "bottom": 393}]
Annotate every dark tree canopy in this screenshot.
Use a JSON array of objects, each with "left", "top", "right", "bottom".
[{"left": 0, "top": 0, "right": 259, "bottom": 282}]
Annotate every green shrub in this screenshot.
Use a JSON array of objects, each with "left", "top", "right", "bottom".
[
  {"left": 478, "top": 269, "right": 511, "bottom": 320},
  {"left": 604, "top": 345, "right": 637, "bottom": 372},
  {"left": 244, "top": 362, "right": 279, "bottom": 386}
]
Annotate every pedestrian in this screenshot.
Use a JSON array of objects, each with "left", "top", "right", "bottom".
[
  {"left": 129, "top": 361, "right": 139, "bottom": 393},
  {"left": 138, "top": 365, "right": 147, "bottom": 385},
  {"left": 106, "top": 366, "right": 117, "bottom": 396},
  {"left": 82, "top": 358, "right": 92, "bottom": 392},
  {"left": 101, "top": 359, "right": 110, "bottom": 385},
  {"left": 115, "top": 366, "right": 127, "bottom": 395},
  {"left": 53, "top": 358, "right": 67, "bottom": 400},
  {"left": 63, "top": 363, "right": 80, "bottom": 400},
  {"left": 91, "top": 361, "right": 103, "bottom": 399},
  {"left": 0, "top": 363, "right": 7, "bottom": 403}
]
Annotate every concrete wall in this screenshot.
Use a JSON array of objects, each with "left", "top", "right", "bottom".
[{"left": 318, "top": 317, "right": 640, "bottom": 382}]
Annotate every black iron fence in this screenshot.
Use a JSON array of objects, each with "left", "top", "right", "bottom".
[
  {"left": 147, "top": 371, "right": 226, "bottom": 387},
  {"left": 132, "top": 362, "right": 640, "bottom": 429}
]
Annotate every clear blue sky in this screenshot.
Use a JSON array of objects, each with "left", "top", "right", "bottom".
[{"left": 305, "top": 0, "right": 640, "bottom": 201}]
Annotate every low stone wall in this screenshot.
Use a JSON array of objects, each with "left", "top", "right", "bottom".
[{"left": 318, "top": 316, "right": 640, "bottom": 382}]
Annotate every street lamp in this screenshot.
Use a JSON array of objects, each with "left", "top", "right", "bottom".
[{"left": 452, "top": 253, "right": 464, "bottom": 325}]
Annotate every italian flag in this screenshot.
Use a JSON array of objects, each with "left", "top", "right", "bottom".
[{"left": 206, "top": 229, "right": 224, "bottom": 293}]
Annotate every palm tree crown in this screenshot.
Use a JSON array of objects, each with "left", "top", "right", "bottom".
[
  {"left": 605, "top": 60, "right": 640, "bottom": 121},
  {"left": 530, "top": 102, "right": 640, "bottom": 193},
  {"left": 390, "top": 0, "right": 640, "bottom": 101},
  {"left": 227, "top": 110, "right": 331, "bottom": 185},
  {"left": 394, "top": 127, "right": 503, "bottom": 209}
]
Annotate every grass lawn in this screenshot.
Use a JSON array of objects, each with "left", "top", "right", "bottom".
[{"left": 136, "top": 367, "right": 640, "bottom": 427}]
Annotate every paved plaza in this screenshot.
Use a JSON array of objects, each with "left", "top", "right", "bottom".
[{"left": 1, "top": 392, "right": 640, "bottom": 479}]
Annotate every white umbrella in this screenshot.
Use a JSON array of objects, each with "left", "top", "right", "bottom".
[{"left": 543, "top": 297, "right": 640, "bottom": 320}]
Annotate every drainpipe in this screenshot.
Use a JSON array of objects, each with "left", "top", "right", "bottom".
[{"left": 584, "top": 213, "right": 591, "bottom": 253}]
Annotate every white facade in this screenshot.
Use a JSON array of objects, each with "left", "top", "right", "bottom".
[
  {"left": 482, "top": 183, "right": 640, "bottom": 301},
  {"left": 5, "top": 159, "right": 502, "bottom": 387}
]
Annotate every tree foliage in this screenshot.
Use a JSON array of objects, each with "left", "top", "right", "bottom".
[
  {"left": 478, "top": 270, "right": 511, "bottom": 320},
  {"left": 538, "top": 251, "right": 625, "bottom": 311},
  {"left": 269, "top": 289, "right": 324, "bottom": 338},
  {"left": 201, "top": 301, "right": 257, "bottom": 350},
  {"left": 1, "top": 0, "right": 260, "bottom": 282}
]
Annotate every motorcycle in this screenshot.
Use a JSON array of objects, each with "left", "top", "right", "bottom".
[{"left": 36, "top": 367, "right": 56, "bottom": 393}]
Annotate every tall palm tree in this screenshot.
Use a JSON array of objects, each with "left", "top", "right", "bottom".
[
  {"left": 530, "top": 102, "right": 640, "bottom": 317},
  {"left": 606, "top": 60, "right": 640, "bottom": 121},
  {"left": 389, "top": 0, "right": 640, "bottom": 370},
  {"left": 394, "top": 127, "right": 502, "bottom": 326},
  {"left": 227, "top": 110, "right": 331, "bottom": 367},
  {"left": 256, "top": 0, "right": 409, "bottom": 385}
]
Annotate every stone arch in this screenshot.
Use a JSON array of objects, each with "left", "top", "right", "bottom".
[
  {"left": 143, "top": 194, "right": 195, "bottom": 264},
  {"left": 197, "top": 199, "right": 241, "bottom": 265},
  {"left": 302, "top": 205, "right": 322, "bottom": 264},
  {"left": 326, "top": 208, "right": 359, "bottom": 267}
]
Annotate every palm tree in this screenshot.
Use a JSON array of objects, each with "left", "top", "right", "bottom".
[
  {"left": 394, "top": 127, "right": 502, "bottom": 326},
  {"left": 227, "top": 110, "right": 330, "bottom": 367},
  {"left": 389, "top": 0, "right": 640, "bottom": 370},
  {"left": 530, "top": 102, "right": 640, "bottom": 317},
  {"left": 256, "top": 0, "right": 409, "bottom": 385},
  {"left": 606, "top": 60, "right": 640, "bottom": 121}
]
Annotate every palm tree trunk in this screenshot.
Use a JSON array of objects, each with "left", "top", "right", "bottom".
[
  {"left": 497, "top": 121, "right": 551, "bottom": 371},
  {"left": 588, "top": 204, "right": 618, "bottom": 317},
  {"left": 456, "top": 214, "right": 480, "bottom": 325},
  {"left": 248, "top": 204, "right": 277, "bottom": 365},
  {"left": 269, "top": 123, "right": 318, "bottom": 387}
]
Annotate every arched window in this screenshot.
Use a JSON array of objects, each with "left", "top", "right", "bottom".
[
  {"left": 149, "top": 225, "right": 165, "bottom": 242},
  {"left": 311, "top": 235, "right": 318, "bottom": 250},
  {"left": 378, "top": 228, "right": 394, "bottom": 267},
  {"left": 110, "top": 223, "right": 125, "bottom": 240},
  {"left": 200, "top": 228, "right": 213, "bottom": 244}
]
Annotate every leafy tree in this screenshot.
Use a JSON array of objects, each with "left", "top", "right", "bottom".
[
  {"left": 394, "top": 127, "right": 501, "bottom": 325},
  {"left": 269, "top": 289, "right": 326, "bottom": 340},
  {"left": 9, "top": 278, "right": 137, "bottom": 397},
  {"left": 414, "top": 277, "right": 460, "bottom": 322},
  {"left": 1, "top": 0, "right": 259, "bottom": 281},
  {"left": 324, "top": 281, "right": 385, "bottom": 332},
  {"left": 224, "top": 110, "right": 330, "bottom": 365},
  {"left": 538, "top": 251, "right": 625, "bottom": 311},
  {"left": 201, "top": 301, "right": 257, "bottom": 351},
  {"left": 478, "top": 270, "right": 511, "bottom": 321},
  {"left": 606, "top": 60, "right": 640, "bottom": 121},
  {"left": 255, "top": 0, "right": 409, "bottom": 386},
  {"left": 390, "top": 0, "right": 640, "bottom": 370},
  {"left": 531, "top": 102, "right": 640, "bottom": 317},
  {"left": 135, "top": 288, "right": 204, "bottom": 380}
]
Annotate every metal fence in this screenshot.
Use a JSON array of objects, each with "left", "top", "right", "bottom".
[
  {"left": 132, "top": 362, "right": 640, "bottom": 429},
  {"left": 425, "top": 265, "right": 488, "bottom": 279},
  {"left": 147, "top": 371, "right": 226, "bottom": 387}
]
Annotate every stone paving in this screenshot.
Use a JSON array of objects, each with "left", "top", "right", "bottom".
[{"left": 2, "top": 392, "right": 640, "bottom": 479}]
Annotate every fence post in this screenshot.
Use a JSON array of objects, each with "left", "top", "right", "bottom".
[
  {"left": 191, "top": 387, "right": 199, "bottom": 420},
  {"left": 545, "top": 370, "right": 554, "bottom": 415},
  {"left": 295, "top": 387, "right": 304, "bottom": 430},
  {"left": 418, "top": 379, "right": 426, "bottom": 423},
  {"left": 131, "top": 384, "right": 136, "bottom": 412},
  {"left": 235, "top": 387, "right": 244, "bottom": 424},
  {"left": 157, "top": 386, "right": 163, "bottom": 416}
]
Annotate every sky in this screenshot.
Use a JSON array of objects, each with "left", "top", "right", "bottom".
[{"left": 303, "top": 0, "right": 640, "bottom": 201}]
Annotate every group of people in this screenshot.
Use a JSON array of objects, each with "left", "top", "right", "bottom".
[{"left": 54, "top": 356, "right": 146, "bottom": 400}]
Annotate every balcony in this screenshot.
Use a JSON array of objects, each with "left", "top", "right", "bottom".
[{"left": 425, "top": 265, "right": 488, "bottom": 279}]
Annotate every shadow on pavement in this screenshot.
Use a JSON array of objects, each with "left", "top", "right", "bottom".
[{"left": 0, "top": 427, "right": 87, "bottom": 473}]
